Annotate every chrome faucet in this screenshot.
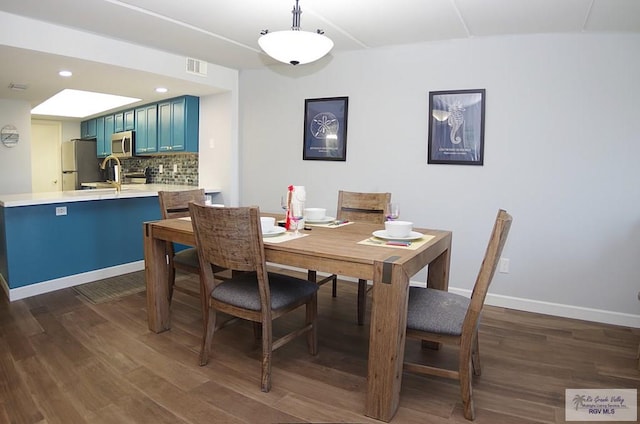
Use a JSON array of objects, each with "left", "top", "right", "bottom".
[{"left": 100, "top": 155, "right": 122, "bottom": 192}]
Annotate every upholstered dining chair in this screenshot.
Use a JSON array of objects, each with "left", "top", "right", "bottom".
[
  {"left": 158, "top": 189, "right": 227, "bottom": 317},
  {"left": 403, "top": 209, "right": 512, "bottom": 421},
  {"left": 308, "top": 190, "right": 391, "bottom": 326},
  {"left": 189, "top": 203, "right": 318, "bottom": 392}
]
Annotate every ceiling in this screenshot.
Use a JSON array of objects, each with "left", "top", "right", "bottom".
[{"left": 1, "top": 0, "right": 639, "bottom": 118}]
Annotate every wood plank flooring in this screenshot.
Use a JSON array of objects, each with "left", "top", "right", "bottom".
[{"left": 1, "top": 271, "right": 638, "bottom": 423}]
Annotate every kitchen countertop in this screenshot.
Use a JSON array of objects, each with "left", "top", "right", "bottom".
[{"left": 0, "top": 184, "right": 221, "bottom": 207}]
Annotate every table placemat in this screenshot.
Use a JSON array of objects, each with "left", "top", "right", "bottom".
[
  {"left": 357, "top": 234, "right": 435, "bottom": 250},
  {"left": 263, "top": 232, "right": 309, "bottom": 244}
]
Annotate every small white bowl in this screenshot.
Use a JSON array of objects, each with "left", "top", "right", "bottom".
[
  {"left": 304, "top": 207, "right": 326, "bottom": 221},
  {"left": 385, "top": 220, "right": 413, "bottom": 238},
  {"left": 260, "top": 216, "right": 276, "bottom": 233}
]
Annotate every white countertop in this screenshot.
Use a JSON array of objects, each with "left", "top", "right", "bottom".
[{"left": 0, "top": 184, "right": 221, "bottom": 207}]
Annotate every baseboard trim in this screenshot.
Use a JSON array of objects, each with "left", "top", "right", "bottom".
[
  {"left": 5, "top": 261, "right": 145, "bottom": 301},
  {"left": 6, "top": 263, "right": 638, "bottom": 328},
  {"left": 448, "top": 287, "right": 640, "bottom": 329}
]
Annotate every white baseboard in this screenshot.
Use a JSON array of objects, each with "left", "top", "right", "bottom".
[
  {"left": 448, "top": 287, "right": 640, "bottom": 329},
  {"left": 4, "top": 263, "right": 638, "bottom": 329},
  {"left": 4, "top": 261, "right": 145, "bottom": 301}
]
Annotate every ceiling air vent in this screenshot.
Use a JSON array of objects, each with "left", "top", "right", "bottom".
[{"left": 186, "top": 58, "right": 207, "bottom": 76}]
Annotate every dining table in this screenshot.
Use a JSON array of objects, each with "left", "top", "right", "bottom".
[{"left": 143, "top": 214, "right": 452, "bottom": 422}]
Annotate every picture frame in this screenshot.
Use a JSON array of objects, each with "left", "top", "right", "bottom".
[
  {"left": 427, "top": 89, "right": 485, "bottom": 165},
  {"left": 303, "top": 96, "right": 348, "bottom": 161}
]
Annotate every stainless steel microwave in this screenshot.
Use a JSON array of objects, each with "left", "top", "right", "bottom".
[{"left": 111, "top": 131, "right": 135, "bottom": 158}]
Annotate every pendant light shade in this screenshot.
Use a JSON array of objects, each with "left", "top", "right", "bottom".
[{"left": 259, "top": 0, "right": 333, "bottom": 66}]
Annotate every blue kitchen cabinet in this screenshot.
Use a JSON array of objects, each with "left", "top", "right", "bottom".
[
  {"left": 157, "top": 96, "right": 199, "bottom": 153},
  {"left": 81, "top": 118, "right": 97, "bottom": 139},
  {"left": 124, "top": 109, "right": 135, "bottom": 130},
  {"left": 114, "top": 112, "right": 124, "bottom": 133},
  {"left": 135, "top": 104, "right": 157, "bottom": 155},
  {"left": 97, "top": 115, "right": 115, "bottom": 157},
  {"left": 96, "top": 117, "right": 107, "bottom": 156}
]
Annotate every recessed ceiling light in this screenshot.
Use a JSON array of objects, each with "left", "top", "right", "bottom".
[
  {"left": 155, "top": 87, "right": 168, "bottom": 93},
  {"left": 59, "top": 70, "right": 72, "bottom": 77},
  {"left": 31, "top": 89, "right": 141, "bottom": 118}
]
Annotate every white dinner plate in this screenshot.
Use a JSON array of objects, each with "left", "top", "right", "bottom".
[
  {"left": 262, "top": 227, "right": 287, "bottom": 237},
  {"left": 372, "top": 230, "right": 424, "bottom": 241},
  {"left": 304, "top": 216, "right": 335, "bottom": 224}
]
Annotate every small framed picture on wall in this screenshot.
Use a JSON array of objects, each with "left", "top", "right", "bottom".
[
  {"left": 427, "top": 89, "right": 485, "bottom": 165},
  {"left": 303, "top": 96, "right": 348, "bottom": 161}
]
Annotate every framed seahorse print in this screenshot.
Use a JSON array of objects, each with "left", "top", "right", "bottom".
[{"left": 427, "top": 89, "right": 485, "bottom": 165}]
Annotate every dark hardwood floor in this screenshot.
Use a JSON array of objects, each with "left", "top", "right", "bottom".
[{"left": 1, "top": 271, "right": 638, "bottom": 423}]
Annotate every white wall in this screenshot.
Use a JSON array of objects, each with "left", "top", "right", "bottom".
[
  {"left": 239, "top": 33, "right": 640, "bottom": 327},
  {"left": 0, "top": 99, "right": 32, "bottom": 194}
]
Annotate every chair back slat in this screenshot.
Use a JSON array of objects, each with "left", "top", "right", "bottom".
[
  {"left": 159, "top": 189, "right": 206, "bottom": 219},
  {"left": 463, "top": 209, "right": 513, "bottom": 329},
  {"left": 336, "top": 190, "right": 391, "bottom": 224}
]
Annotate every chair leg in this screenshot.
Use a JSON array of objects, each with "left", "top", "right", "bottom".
[
  {"left": 460, "top": 356, "right": 475, "bottom": 420},
  {"left": 199, "top": 308, "right": 217, "bottom": 366},
  {"left": 260, "top": 318, "right": 273, "bottom": 392},
  {"left": 471, "top": 332, "right": 482, "bottom": 376},
  {"left": 332, "top": 275, "right": 337, "bottom": 298},
  {"left": 167, "top": 263, "right": 176, "bottom": 302},
  {"left": 307, "top": 294, "right": 318, "bottom": 355},
  {"left": 357, "top": 279, "right": 367, "bottom": 325}
]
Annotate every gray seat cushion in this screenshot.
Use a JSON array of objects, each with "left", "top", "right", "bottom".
[
  {"left": 407, "top": 287, "right": 470, "bottom": 336},
  {"left": 212, "top": 272, "right": 318, "bottom": 311},
  {"left": 174, "top": 247, "right": 199, "bottom": 268}
]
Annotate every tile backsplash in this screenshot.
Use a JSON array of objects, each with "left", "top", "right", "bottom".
[{"left": 122, "top": 154, "right": 198, "bottom": 186}]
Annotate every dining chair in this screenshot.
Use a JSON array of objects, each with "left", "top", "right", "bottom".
[
  {"left": 308, "top": 190, "right": 391, "bottom": 326},
  {"left": 403, "top": 209, "right": 512, "bottom": 421},
  {"left": 158, "top": 189, "right": 227, "bottom": 314},
  {"left": 189, "top": 203, "right": 318, "bottom": 392}
]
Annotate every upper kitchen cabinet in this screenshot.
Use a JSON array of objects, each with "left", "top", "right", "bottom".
[
  {"left": 80, "top": 118, "right": 97, "bottom": 139},
  {"left": 97, "top": 115, "right": 115, "bottom": 157},
  {"left": 114, "top": 110, "right": 135, "bottom": 132},
  {"left": 157, "top": 96, "right": 199, "bottom": 153},
  {"left": 114, "top": 112, "right": 124, "bottom": 133},
  {"left": 135, "top": 104, "right": 157, "bottom": 155},
  {"left": 124, "top": 109, "right": 135, "bottom": 130}
]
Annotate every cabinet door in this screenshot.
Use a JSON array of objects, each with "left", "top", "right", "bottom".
[
  {"left": 135, "top": 105, "right": 158, "bottom": 154},
  {"left": 124, "top": 109, "right": 135, "bottom": 130},
  {"left": 170, "top": 98, "right": 186, "bottom": 151},
  {"left": 157, "top": 101, "right": 172, "bottom": 152},
  {"left": 96, "top": 117, "right": 108, "bottom": 157},
  {"left": 81, "top": 119, "right": 97, "bottom": 138},
  {"left": 114, "top": 112, "right": 124, "bottom": 133}
]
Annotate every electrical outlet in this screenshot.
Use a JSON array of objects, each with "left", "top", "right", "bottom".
[
  {"left": 499, "top": 258, "right": 510, "bottom": 273},
  {"left": 173, "top": 164, "right": 178, "bottom": 173},
  {"left": 159, "top": 164, "right": 163, "bottom": 173},
  {"left": 55, "top": 206, "right": 67, "bottom": 216}
]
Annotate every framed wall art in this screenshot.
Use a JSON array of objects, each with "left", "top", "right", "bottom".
[
  {"left": 303, "top": 96, "right": 348, "bottom": 161},
  {"left": 427, "top": 89, "right": 485, "bottom": 165}
]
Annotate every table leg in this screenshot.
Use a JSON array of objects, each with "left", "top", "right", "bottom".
[
  {"left": 365, "top": 259, "right": 410, "bottom": 422},
  {"left": 144, "top": 223, "right": 171, "bottom": 333}
]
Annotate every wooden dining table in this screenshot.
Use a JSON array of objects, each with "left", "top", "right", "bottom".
[{"left": 143, "top": 215, "right": 452, "bottom": 422}]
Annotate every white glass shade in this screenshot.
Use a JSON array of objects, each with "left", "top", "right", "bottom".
[{"left": 259, "top": 30, "right": 333, "bottom": 65}]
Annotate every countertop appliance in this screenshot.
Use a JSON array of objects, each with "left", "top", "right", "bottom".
[
  {"left": 123, "top": 167, "right": 150, "bottom": 184},
  {"left": 111, "top": 130, "right": 135, "bottom": 158},
  {"left": 61, "top": 139, "right": 101, "bottom": 191}
]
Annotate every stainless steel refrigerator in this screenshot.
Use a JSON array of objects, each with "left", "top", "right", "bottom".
[{"left": 61, "top": 139, "right": 101, "bottom": 191}]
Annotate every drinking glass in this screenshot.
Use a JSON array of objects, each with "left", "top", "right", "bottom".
[
  {"left": 290, "top": 201, "right": 305, "bottom": 235},
  {"left": 385, "top": 203, "right": 400, "bottom": 221}
]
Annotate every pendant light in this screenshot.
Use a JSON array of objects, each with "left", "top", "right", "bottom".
[{"left": 259, "top": 0, "right": 334, "bottom": 66}]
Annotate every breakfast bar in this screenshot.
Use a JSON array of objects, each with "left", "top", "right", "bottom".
[{"left": 143, "top": 217, "right": 452, "bottom": 422}]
